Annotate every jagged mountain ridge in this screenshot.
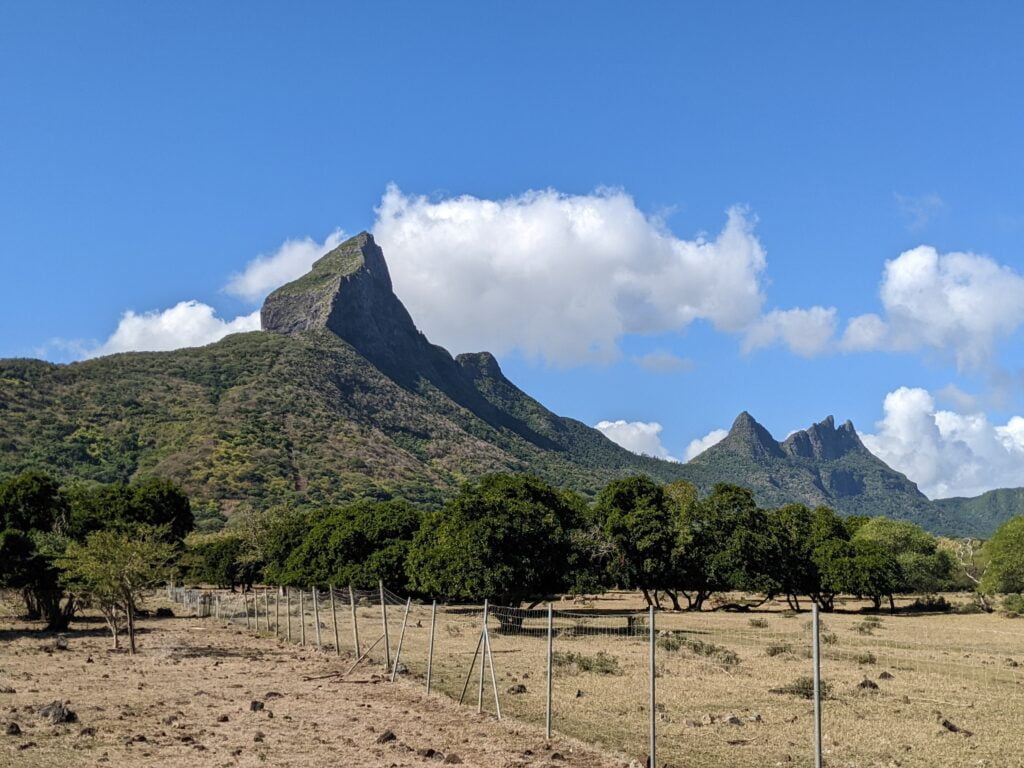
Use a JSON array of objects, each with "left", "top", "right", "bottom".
[{"left": 0, "top": 232, "right": 1013, "bottom": 535}]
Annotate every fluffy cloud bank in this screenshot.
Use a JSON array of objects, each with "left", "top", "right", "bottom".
[
  {"left": 225, "top": 230, "right": 347, "bottom": 301},
  {"left": 88, "top": 302, "right": 260, "bottom": 358},
  {"left": 684, "top": 428, "right": 729, "bottom": 461},
  {"left": 374, "top": 186, "right": 772, "bottom": 366},
  {"left": 743, "top": 306, "right": 838, "bottom": 357},
  {"left": 594, "top": 420, "right": 677, "bottom": 461},
  {"left": 862, "top": 387, "right": 1024, "bottom": 499},
  {"left": 842, "top": 246, "right": 1024, "bottom": 369}
]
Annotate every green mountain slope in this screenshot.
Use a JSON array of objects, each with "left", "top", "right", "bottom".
[
  {"left": 934, "top": 488, "right": 1024, "bottom": 537},
  {"left": 0, "top": 231, "right": 1012, "bottom": 535},
  {"left": 0, "top": 234, "right": 688, "bottom": 511}
]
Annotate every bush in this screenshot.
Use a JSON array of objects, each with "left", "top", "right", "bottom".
[
  {"left": 855, "top": 651, "right": 877, "bottom": 665},
  {"left": 658, "top": 634, "right": 740, "bottom": 666},
  {"left": 821, "top": 632, "right": 838, "bottom": 645},
  {"left": 552, "top": 650, "right": 621, "bottom": 675},
  {"left": 749, "top": 618, "right": 768, "bottom": 628},
  {"left": 1003, "top": 594, "right": 1024, "bottom": 615},
  {"left": 766, "top": 643, "right": 792, "bottom": 657},
  {"left": 771, "top": 676, "right": 832, "bottom": 699},
  {"left": 854, "top": 622, "right": 876, "bottom": 635},
  {"left": 906, "top": 595, "right": 952, "bottom": 613}
]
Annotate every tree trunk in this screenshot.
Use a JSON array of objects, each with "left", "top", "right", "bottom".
[
  {"left": 126, "top": 601, "right": 136, "bottom": 655},
  {"left": 640, "top": 587, "right": 653, "bottom": 607},
  {"left": 652, "top": 591, "right": 662, "bottom": 610},
  {"left": 664, "top": 589, "right": 683, "bottom": 611},
  {"left": 888, "top": 594, "right": 896, "bottom": 614}
]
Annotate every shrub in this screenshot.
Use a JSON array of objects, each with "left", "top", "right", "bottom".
[
  {"left": 552, "top": 650, "right": 621, "bottom": 675},
  {"left": 771, "top": 676, "right": 832, "bottom": 699},
  {"left": 854, "top": 622, "right": 876, "bottom": 635},
  {"left": 658, "top": 634, "right": 740, "bottom": 666},
  {"left": 1003, "top": 594, "right": 1024, "bottom": 615},
  {"left": 855, "top": 651, "right": 877, "bottom": 665},
  {"left": 907, "top": 595, "right": 952, "bottom": 613},
  {"left": 749, "top": 618, "right": 768, "bottom": 629},
  {"left": 766, "top": 643, "right": 792, "bottom": 657},
  {"left": 821, "top": 632, "right": 839, "bottom": 645}
]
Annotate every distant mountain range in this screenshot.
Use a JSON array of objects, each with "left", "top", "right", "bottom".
[{"left": 0, "top": 232, "right": 1019, "bottom": 536}]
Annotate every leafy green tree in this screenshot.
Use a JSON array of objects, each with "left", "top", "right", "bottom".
[
  {"left": 853, "top": 517, "right": 955, "bottom": 595},
  {"left": 67, "top": 478, "right": 193, "bottom": 542},
  {"left": 593, "top": 476, "right": 678, "bottom": 608},
  {"left": 281, "top": 499, "right": 420, "bottom": 589},
  {"left": 768, "top": 504, "right": 850, "bottom": 611},
  {"left": 406, "top": 474, "right": 579, "bottom": 611},
  {"left": 0, "top": 471, "right": 74, "bottom": 629},
  {"left": 59, "top": 526, "right": 177, "bottom": 653},
  {"left": 182, "top": 534, "right": 257, "bottom": 589},
  {"left": 981, "top": 516, "right": 1024, "bottom": 595},
  {"left": 676, "top": 484, "right": 774, "bottom": 610}
]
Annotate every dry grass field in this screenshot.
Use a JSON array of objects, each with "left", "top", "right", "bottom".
[
  {"left": 5, "top": 589, "right": 1023, "bottom": 768},
  {"left": 0, "top": 592, "right": 625, "bottom": 768}
]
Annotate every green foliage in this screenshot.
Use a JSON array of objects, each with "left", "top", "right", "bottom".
[
  {"left": 59, "top": 525, "right": 177, "bottom": 652},
  {"left": 852, "top": 518, "right": 956, "bottom": 594},
  {"left": 981, "top": 516, "right": 1024, "bottom": 595},
  {"left": 594, "top": 476, "right": 677, "bottom": 599},
  {"left": 658, "top": 634, "right": 741, "bottom": 666},
  {"left": 182, "top": 534, "right": 257, "bottom": 589},
  {"left": 551, "top": 650, "right": 622, "bottom": 675},
  {"left": 280, "top": 499, "right": 420, "bottom": 589},
  {"left": 1002, "top": 593, "right": 1024, "bottom": 614},
  {"left": 773, "top": 676, "right": 832, "bottom": 699},
  {"left": 406, "top": 474, "right": 579, "bottom": 605},
  {"left": 67, "top": 477, "right": 193, "bottom": 542}
]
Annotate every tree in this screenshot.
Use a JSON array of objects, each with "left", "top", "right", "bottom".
[
  {"left": 981, "top": 516, "right": 1024, "bottom": 595},
  {"left": 281, "top": 499, "right": 420, "bottom": 589},
  {"left": 0, "top": 471, "right": 75, "bottom": 629},
  {"left": 676, "top": 484, "right": 775, "bottom": 611},
  {"left": 406, "top": 474, "right": 579, "bottom": 613},
  {"left": 182, "top": 534, "right": 257, "bottom": 590},
  {"left": 768, "top": 504, "right": 850, "bottom": 611},
  {"left": 853, "top": 517, "right": 955, "bottom": 596},
  {"left": 593, "top": 476, "right": 678, "bottom": 608},
  {"left": 59, "top": 526, "right": 177, "bottom": 653},
  {"left": 67, "top": 478, "right": 193, "bottom": 542}
]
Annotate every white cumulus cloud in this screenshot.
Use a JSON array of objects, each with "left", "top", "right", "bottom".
[
  {"left": 225, "top": 229, "right": 347, "bottom": 301},
  {"left": 841, "top": 246, "right": 1024, "bottom": 369},
  {"left": 634, "top": 350, "right": 694, "bottom": 374},
  {"left": 862, "top": 386, "right": 1024, "bottom": 499},
  {"left": 742, "top": 306, "right": 838, "bottom": 357},
  {"left": 88, "top": 302, "right": 261, "bottom": 358},
  {"left": 684, "top": 428, "right": 729, "bottom": 461},
  {"left": 594, "top": 420, "right": 677, "bottom": 461},
  {"left": 373, "top": 185, "right": 769, "bottom": 366}
]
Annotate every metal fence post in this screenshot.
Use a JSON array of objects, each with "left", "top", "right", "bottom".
[
  {"left": 330, "top": 585, "right": 340, "bottom": 655},
  {"left": 245, "top": 592, "right": 251, "bottom": 630},
  {"left": 813, "top": 604, "right": 823, "bottom": 768},
  {"left": 312, "top": 586, "right": 323, "bottom": 650},
  {"left": 286, "top": 587, "right": 292, "bottom": 643},
  {"left": 426, "top": 600, "right": 437, "bottom": 694},
  {"left": 546, "top": 603, "right": 554, "bottom": 740},
  {"left": 390, "top": 597, "right": 412, "bottom": 682},
  {"left": 264, "top": 589, "right": 271, "bottom": 633},
  {"left": 349, "top": 585, "right": 361, "bottom": 656},
  {"left": 299, "top": 589, "right": 306, "bottom": 647},
  {"left": 649, "top": 604, "right": 656, "bottom": 768},
  {"left": 379, "top": 580, "right": 391, "bottom": 671},
  {"left": 478, "top": 600, "right": 488, "bottom": 714}
]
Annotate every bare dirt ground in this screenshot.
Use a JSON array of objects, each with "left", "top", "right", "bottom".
[{"left": 0, "top": 597, "right": 627, "bottom": 768}]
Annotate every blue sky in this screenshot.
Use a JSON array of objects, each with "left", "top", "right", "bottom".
[{"left": 3, "top": 3, "right": 1024, "bottom": 497}]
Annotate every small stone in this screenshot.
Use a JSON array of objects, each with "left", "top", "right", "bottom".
[
  {"left": 575, "top": 689, "right": 584, "bottom": 698},
  {"left": 253, "top": 731, "right": 265, "bottom": 743},
  {"left": 442, "top": 755, "right": 463, "bottom": 765},
  {"left": 38, "top": 701, "right": 77, "bottom": 724},
  {"left": 376, "top": 729, "right": 397, "bottom": 744},
  {"left": 507, "top": 684, "right": 527, "bottom": 694},
  {"left": 723, "top": 714, "right": 744, "bottom": 725},
  {"left": 249, "top": 700, "right": 264, "bottom": 712},
  {"left": 78, "top": 727, "right": 96, "bottom": 737},
  {"left": 54, "top": 635, "right": 69, "bottom": 651},
  {"left": 878, "top": 671, "right": 895, "bottom": 680},
  {"left": 416, "top": 747, "right": 437, "bottom": 757},
  {"left": 5, "top": 722, "right": 21, "bottom": 736},
  {"left": 858, "top": 679, "right": 880, "bottom": 690},
  {"left": 216, "top": 714, "right": 229, "bottom": 723}
]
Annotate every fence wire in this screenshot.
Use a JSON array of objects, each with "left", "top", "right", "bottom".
[{"left": 166, "top": 586, "right": 1024, "bottom": 768}]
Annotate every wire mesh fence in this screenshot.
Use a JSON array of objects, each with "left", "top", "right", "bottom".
[{"left": 165, "top": 585, "right": 1024, "bottom": 768}]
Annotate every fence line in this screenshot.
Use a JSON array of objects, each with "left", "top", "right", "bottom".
[{"left": 166, "top": 585, "right": 1024, "bottom": 768}]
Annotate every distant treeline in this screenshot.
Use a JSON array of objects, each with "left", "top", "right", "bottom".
[
  {"left": 181, "top": 474, "right": 1024, "bottom": 614},
  {"left": 5, "top": 471, "right": 1024, "bottom": 633}
]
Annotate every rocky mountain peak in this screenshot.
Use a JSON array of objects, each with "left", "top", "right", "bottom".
[
  {"left": 717, "top": 411, "right": 785, "bottom": 459},
  {"left": 782, "top": 414, "right": 864, "bottom": 461}
]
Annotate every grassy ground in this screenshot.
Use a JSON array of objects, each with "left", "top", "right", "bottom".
[
  {"left": 7, "top": 589, "right": 1022, "bottom": 768},
  {"left": 0, "top": 591, "right": 626, "bottom": 768}
]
